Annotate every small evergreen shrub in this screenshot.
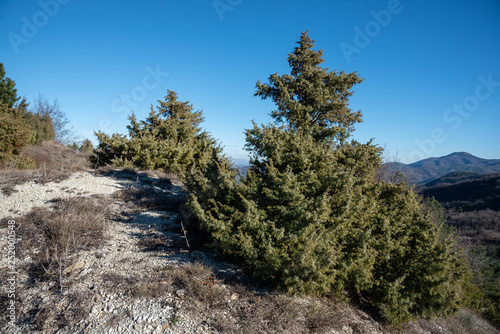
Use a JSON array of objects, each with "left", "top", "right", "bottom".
[
  {"left": 92, "top": 90, "right": 222, "bottom": 175},
  {"left": 78, "top": 139, "right": 94, "bottom": 154}
]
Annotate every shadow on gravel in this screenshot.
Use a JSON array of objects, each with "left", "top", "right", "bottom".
[{"left": 100, "top": 167, "right": 260, "bottom": 289}]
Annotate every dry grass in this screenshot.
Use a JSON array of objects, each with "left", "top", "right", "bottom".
[
  {"left": 0, "top": 195, "right": 109, "bottom": 330},
  {"left": 22, "top": 140, "right": 90, "bottom": 172},
  {"left": 1, "top": 196, "right": 109, "bottom": 291},
  {"left": 438, "top": 309, "right": 500, "bottom": 334},
  {"left": 138, "top": 233, "right": 169, "bottom": 251},
  {"left": 99, "top": 169, "right": 350, "bottom": 333},
  {"left": 98, "top": 259, "right": 349, "bottom": 333},
  {"left": 0, "top": 140, "right": 90, "bottom": 195},
  {"left": 210, "top": 293, "right": 349, "bottom": 334},
  {"left": 0, "top": 168, "right": 32, "bottom": 195},
  {"left": 24, "top": 291, "right": 92, "bottom": 332}
]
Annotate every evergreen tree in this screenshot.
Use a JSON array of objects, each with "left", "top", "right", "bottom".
[
  {"left": 93, "top": 90, "right": 221, "bottom": 175},
  {"left": 0, "top": 63, "right": 20, "bottom": 108},
  {"left": 0, "top": 101, "right": 35, "bottom": 167},
  {"left": 186, "top": 31, "right": 474, "bottom": 325},
  {"left": 0, "top": 64, "right": 57, "bottom": 166},
  {"left": 255, "top": 31, "right": 362, "bottom": 143},
  {"left": 79, "top": 139, "right": 94, "bottom": 153}
]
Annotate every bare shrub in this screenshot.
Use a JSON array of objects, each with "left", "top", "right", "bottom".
[
  {"left": 0, "top": 168, "right": 31, "bottom": 195},
  {"left": 1, "top": 196, "right": 109, "bottom": 291},
  {"left": 31, "top": 94, "right": 75, "bottom": 145},
  {"left": 138, "top": 233, "right": 168, "bottom": 251}
]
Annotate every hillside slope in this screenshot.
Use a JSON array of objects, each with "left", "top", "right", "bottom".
[
  {"left": 1, "top": 168, "right": 499, "bottom": 333},
  {"left": 417, "top": 171, "right": 500, "bottom": 247}
]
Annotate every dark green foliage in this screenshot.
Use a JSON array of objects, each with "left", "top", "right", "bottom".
[
  {"left": 255, "top": 32, "right": 363, "bottom": 144},
  {"left": 418, "top": 174, "right": 500, "bottom": 329},
  {"left": 483, "top": 246, "right": 500, "bottom": 328},
  {"left": 0, "top": 102, "right": 35, "bottom": 166},
  {"left": 0, "top": 64, "right": 31, "bottom": 165},
  {"left": 186, "top": 31, "right": 474, "bottom": 325},
  {"left": 67, "top": 142, "right": 79, "bottom": 150},
  {"left": 92, "top": 90, "right": 221, "bottom": 175},
  {"left": 28, "top": 112, "right": 55, "bottom": 145},
  {"left": 78, "top": 139, "right": 93, "bottom": 154},
  {"left": 0, "top": 63, "right": 20, "bottom": 108},
  {"left": 0, "top": 65, "right": 58, "bottom": 167}
]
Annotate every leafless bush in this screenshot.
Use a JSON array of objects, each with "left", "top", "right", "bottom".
[
  {"left": 1, "top": 196, "right": 109, "bottom": 291},
  {"left": 138, "top": 233, "right": 168, "bottom": 251},
  {"left": 0, "top": 168, "right": 32, "bottom": 195},
  {"left": 31, "top": 94, "right": 75, "bottom": 145}
]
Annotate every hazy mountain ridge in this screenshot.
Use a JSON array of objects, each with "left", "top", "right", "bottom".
[
  {"left": 239, "top": 152, "right": 500, "bottom": 183},
  {"left": 385, "top": 152, "right": 500, "bottom": 184}
]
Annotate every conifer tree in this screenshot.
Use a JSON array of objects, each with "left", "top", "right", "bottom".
[
  {"left": 187, "top": 31, "right": 474, "bottom": 325},
  {"left": 93, "top": 90, "right": 221, "bottom": 175},
  {"left": 0, "top": 63, "right": 20, "bottom": 108},
  {"left": 0, "top": 101, "right": 34, "bottom": 164}
]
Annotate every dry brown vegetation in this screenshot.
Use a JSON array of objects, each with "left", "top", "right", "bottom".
[
  {"left": 0, "top": 194, "right": 110, "bottom": 330},
  {"left": 0, "top": 140, "right": 90, "bottom": 195},
  {"left": 1, "top": 196, "right": 109, "bottom": 290},
  {"left": 98, "top": 260, "right": 351, "bottom": 333}
]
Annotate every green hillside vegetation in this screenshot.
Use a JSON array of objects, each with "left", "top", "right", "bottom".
[
  {"left": 0, "top": 64, "right": 56, "bottom": 168},
  {"left": 422, "top": 171, "right": 484, "bottom": 187},
  {"left": 185, "top": 32, "right": 479, "bottom": 325},
  {"left": 418, "top": 172, "right": 500, "bottom": 327},
  {"left": 0, "top": 63, "right": 91, "bottom": 189},
  {"left": 420, "top": 172, "right": 500, "bottom": 211}
]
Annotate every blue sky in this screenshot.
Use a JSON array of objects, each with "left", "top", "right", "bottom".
[{"left": 1, "top": 0, "right": 499, "bottom": 165}]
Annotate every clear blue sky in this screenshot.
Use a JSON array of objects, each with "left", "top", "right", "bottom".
[{"left": 1, "top": 0, "right": 499, "bottom": 165}]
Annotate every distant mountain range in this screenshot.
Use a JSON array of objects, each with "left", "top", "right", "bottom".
[
  {"left": 238, "top": 152, "right": 500, "bottom": 184},
  {"left": 384, "top": 152, "right": 500, "bottom": 184}
]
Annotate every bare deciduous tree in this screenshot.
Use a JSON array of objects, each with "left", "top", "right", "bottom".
[{"left": 32, "top": 94, "right": 75, "bottom": 145}]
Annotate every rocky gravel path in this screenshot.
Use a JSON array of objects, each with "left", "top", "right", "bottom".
[
  {"left": 0, "top": 171, "right": 127, "bottom": 219},
  {"left": 0, "top": 170, "right": 252, "bottom": 334},
  {"left": 1, "top": 170, "right": 201, "bottom": 333}
]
